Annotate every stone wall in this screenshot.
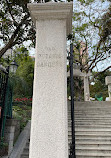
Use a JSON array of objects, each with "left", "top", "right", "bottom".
[{"left": 4, "top": 119, "right": 20, "bottom": 156}]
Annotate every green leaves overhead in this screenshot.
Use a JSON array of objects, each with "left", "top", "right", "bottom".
[
  {"left": 75, "top": 23, "right": 89, "bottom": 32},
  {"left": 77, "top": 0, "right": 95, "bottom": 5}
]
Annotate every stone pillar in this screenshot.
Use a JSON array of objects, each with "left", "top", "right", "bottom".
[
  {"left": 27, "top": 2, "right": 73, "bottom": 158},
  {"left": 84, "top": 73, "right": 90, "bottom": 101},
  {"left": 4, "top": 119, "right": 20, "bottom": 156},
  {"left": 105, "top": 76, "right": 111, "bottom": 101}
]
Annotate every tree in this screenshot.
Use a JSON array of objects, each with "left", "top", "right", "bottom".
[
  {"left": 72, "top": 0, "right": 111, "bottom": 76},
  {"left": 90, "top": 70, "right": 111, "bottom": 100},
  {"left": 0, "top": 0, "right": 73, "bottom": 58},
  {"left": 16, "top": 57, "right": 34, "bottom": 97},
  {"left": 0, "top": 0, "right": 36, "bottom": 58},
  {"left": 10, "top": 46, "right": 34, "bottom": 98}
]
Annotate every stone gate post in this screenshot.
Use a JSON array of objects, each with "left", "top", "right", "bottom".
[
  {"left": 28, "top": 2, "right": 73, "bottom": 158},
  {"left": 84, "top": 73, "right": 90, "bottom": 101},
  {"left": 105, "top": 76, "right": 111, "bottom": 101}
]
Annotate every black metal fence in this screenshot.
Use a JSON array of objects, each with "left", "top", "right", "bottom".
[{"left": 0, "top": 68, "right": 12, "bottom": 139}]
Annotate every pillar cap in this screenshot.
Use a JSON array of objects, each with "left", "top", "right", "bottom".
[{"left": 27, "top": 2, "right": 73, "bottom": 35}]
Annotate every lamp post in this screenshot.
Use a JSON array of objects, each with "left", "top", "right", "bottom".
[
  {"left": 0, "top": 51, "right": 18, "bottom": 138},
  {"left": 9, "top": 60, "right": 18, "bottom": 74}
]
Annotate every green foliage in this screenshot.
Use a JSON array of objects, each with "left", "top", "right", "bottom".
[
  {"left": 13, "top": 104, "right": 31, "bottom": 131},
  {"left": 77, "top": 0, "right": 95, "bottom": 5},
  {"left": 14, "top": 46, "right": 29, "bottom": 64},
  {"left": 0, "top": 138, "right": 8, "bottom": 149},
  {"left": 90, "top": 70, "right": 111, "bottom": 100},
  {"left": 15, "top": 58, "right": 34, "bottom": 97},
  {"left": 9, "top": 46, "right": 34, "bottom": 98}
]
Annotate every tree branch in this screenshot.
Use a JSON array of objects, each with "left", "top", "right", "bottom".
[
  {"left": 90, "top": 65, "right": 111, "bottom": 83},
  {"left": 0, "top": 13, "right": 30, "bottom": 58},
  {"left": 6, "top": 0, "right": 18, "bottom": 27}
]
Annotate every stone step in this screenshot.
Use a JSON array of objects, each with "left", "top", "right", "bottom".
[
  {"left": 68, "top": 144, "right": 111, "bottom": 149},
  {"left": 69, "top": 117, "right": 111, "bottom": 119},
  {"left": 72, "top": 115, "right": 111, "bottom": 117},
  {"left": 74, "top": 113, "right": 111, "bottom": 115},
  {"left": 74, "top": 108, "right": 111, "bottom": 109},
  {"left": 76, "top": 156, "right": 111, "bottom": 158},
  {"left": 68, "top": 113, "right": 111, "bottom": 118},
  {"left": 21, "top": 156, "right": 29, "bottom": 158},
  {"left": 70, "top": 131, "right": 111, "bottom": 135},
  {"left": 73, "top": 108, "right": 111, "bottom": 111},
  {"left": 23, "top": 147, "right": 29, "bottom": 153},
  {"left": 74, "top": 124, "right": 111, "bottom": 128},
  {"left": 68, "top": 118, "right": 111, "bottom": 123},
  {"left": 74, "top": 120, "right": 111, "bottom": 123},
  {"left": 69, "top": 135, "right": 111, "bottom": 140},
  {"left": 72, "top": 109, "right": 111, "bottom": 111},
  {"left": 69, "top": 108, "right": 111, "bottom": 110},
  {"left": 69, "top": 114, "right": 111, "bottom": 116},
  {"left": 69, "top": 114, "right": 111, "bottom": 117},
  {"left": 70, "top": 106, "right": 111, "bottom": 108},
  {"left": 68, "top": 113, "right": 111, "bottom": 116},
  {"left": 73, "top": 112, "right": 111, "bottom": 114},
  {"left": 20, "top": 140, "right": 30, "bottom": 158},
  {"left": 74, "top": 112, "right": 111, "bottom": 114},
  {"left": 72, "top": 111, "right": 111, "bottom": 113},
  {"left": 70, "top": 110, "right": 111, "bottom": 112},
  {"left": 75, "top": 145, "right": 111, "bottom": 150},
  {"left": 69, "top": 127, "right": 111, "bottom": 132},
  {"left": 21, "top": 152, "right": 29, "bottom": 158},
  {"left": 69, "top": 117, "right": 111, "bottom": 120},
  {"left": 69, "top": 109, "right": 111, "bottom": 111},
  {"left": 68, "top": 101, "right": 111, "bottom": 105},
  {"left": 76, "top": 149, "right": 111, "bottom": 156},
  {"left": 74, "top": 122, "right": 111, "bottom": 125},
  {"left": 70, "top": 108, "right": 111, "bottom": 110},
  {"left": 69, "top": 119, "right": 111, "bottom": 122},
  {"left": 73, "top": 115, "right": 111, "bottom": 117},
  {"left": 69, "top": 140, "right": 111, "bottom": 144},
  {"left": 69, "top": 122, "right": 111, "bottom": 126},
  {"left": 26, "top": 142, "right": 30, "bottom": 148},
  {"left": 70, "top": 107, "right": 111, "bottom": 108},
  {"left": 73, "top": 105, "right": 111, "bottom": 107},
  {"left": 74, "top": 124, "right": 111, "bottom": 127}
]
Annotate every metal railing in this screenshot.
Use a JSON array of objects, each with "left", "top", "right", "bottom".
[
  {"left": 0, "top": 67, "right": 13, "bottom": 138},
  {"left": 68, "top": 43, "right": 76, "bottom": 158}
]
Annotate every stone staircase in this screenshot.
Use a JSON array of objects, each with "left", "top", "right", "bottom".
[
  {"left": 69, "top": 101, "right": 111, "bottom": 158},
  {"left": 20, "top": 101, "right": 111, "bottom": 158},
  {"left": 20, "top": 138, "right": 30, "bottom": 158}
]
